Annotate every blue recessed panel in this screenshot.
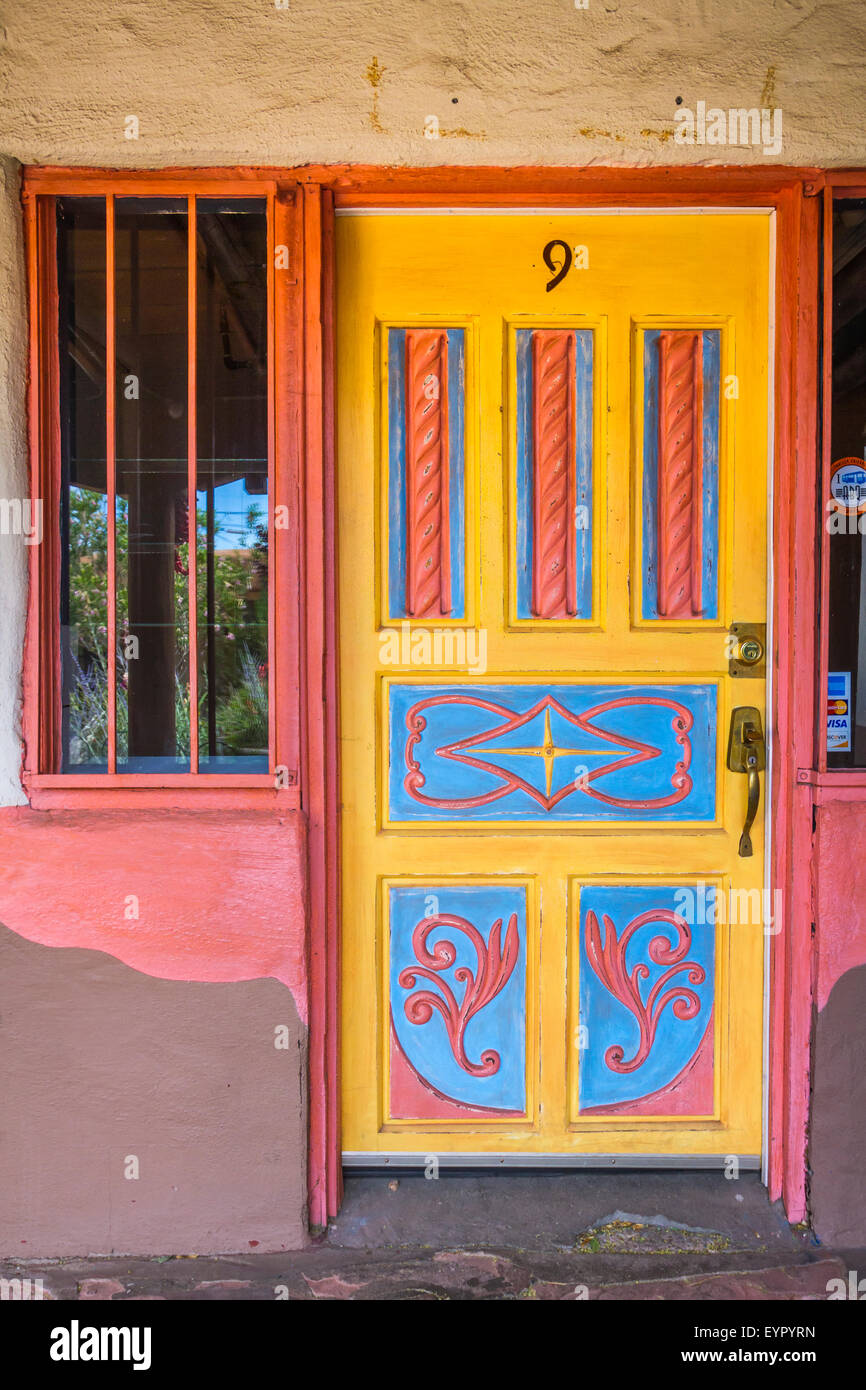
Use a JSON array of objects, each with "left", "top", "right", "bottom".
[
  {"left": 578, "top": 883, "right": 715, "bottom": 1110},
  {"left": 642, "top": 329, "right": 720, "bottom": 621},
  {"left": 389, "top": 682, "right": 716, "bottom": 822},
  {"left": 389, "top": 882, "right": 527, "bottom": 1112},
  {"left": 515, "top": 328, "right": 593, "bottom": 620},
  {"left": 387, "top": 327, "right": 465, "bottom": 620}
]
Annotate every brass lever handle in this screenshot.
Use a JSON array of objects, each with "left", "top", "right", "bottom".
[
  {"left": 727, "top": 707, "right": 766, "bottom": 858},
  {"left": 741, "top": 745, "right": 760, "bottom": 858}
]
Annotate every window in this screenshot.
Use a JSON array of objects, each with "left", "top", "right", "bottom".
[
  {"left": 827, "top": 196, "right": 866, "bottom": 767},
  {"left": 25, "top": 179, "right": 300, "bottom": 791}
]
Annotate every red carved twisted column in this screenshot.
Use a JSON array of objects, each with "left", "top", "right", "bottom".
[
  {"left": 405, "top": 329, "right": 451, "bottom": 618},
  {"left": 656, "top": 330, "right": 704, "bottom": 618},
  {"left": 531, "top": 330, "right": 576, "bottom": 618}
]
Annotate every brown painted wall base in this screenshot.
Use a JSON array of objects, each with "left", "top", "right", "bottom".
[
  {"left": 809, "top": 962, "right": 866, "bottom": 1246},
  {"left": 0, "top": 925, "right": 308, "bottom": 1256}
]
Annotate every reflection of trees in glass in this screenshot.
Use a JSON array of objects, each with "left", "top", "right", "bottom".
[
  {"left": 67, "top": 488, "right": 268, "bottom": 764},
  {"left": 67, "top": 488, "right": 125, "bottom": 765},
  {"left": 197, "top": 503, "right": 268, "bottom": 756}
]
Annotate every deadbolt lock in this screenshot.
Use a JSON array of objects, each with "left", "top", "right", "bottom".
[{"left": 728, "top": 622, "right": 767, "bottom": 677}]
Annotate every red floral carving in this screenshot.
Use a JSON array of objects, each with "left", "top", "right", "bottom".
[
  {"left": 398, "top": 912, "right": 520, "bottom": 1076},
  {"left": 584, "top": 907, "right": 705, "bottom": 1073}
]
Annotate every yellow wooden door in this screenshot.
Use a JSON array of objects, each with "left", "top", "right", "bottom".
[{"left": 338, "top": 211, "right": 769, "bottom": 1161}]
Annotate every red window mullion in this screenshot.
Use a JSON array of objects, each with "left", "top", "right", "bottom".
[
  {"left": 105, "top": 194, "right": 118, "bottom": 774},
  {"left": 187, "top": 194, "right": 199, "bottom": 773},
  {"left": 266, "top": 191, "right": 276, "bottom": 769}
]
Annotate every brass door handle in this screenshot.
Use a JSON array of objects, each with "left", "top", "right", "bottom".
[
  {"left": 727, "top": 707, "right": 766, "bottom": 858},
  {"left": 742, "top": 755, "right": 760, "bottom": 858}
]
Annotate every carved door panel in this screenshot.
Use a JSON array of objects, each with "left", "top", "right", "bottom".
[{"left": 338, "top": 211, "right": 770, "bottom": 1161}]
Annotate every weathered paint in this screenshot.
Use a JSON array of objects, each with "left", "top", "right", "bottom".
[
  {"left": 0, "top": 804, "right": 311, "bottom": 1255},
  {"left": 808, "top": 963, "right": 866, "bottom": 1246},
  {"left": 0, "top": 924, "right": 307, "bottom": 1256},
  {"left": 0, "top": 808, "right": 309, "bottom": 1022},
  {"left": 815, "top": 798, "right": 866, "bottom": 1011}
]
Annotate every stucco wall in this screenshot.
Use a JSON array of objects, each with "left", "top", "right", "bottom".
[
  {"left": 0, "top": 0, "right": 864, "bottom": 171},
  {"left": 0, "top": 924, "right": 308, "bottom": 1255},
  {"left": 0, "top": 156, "right": 28, "bottom": 806}
]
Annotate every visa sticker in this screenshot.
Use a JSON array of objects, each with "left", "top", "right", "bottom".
[{"left": 827, "top": 671, "right": 852, "bottom": 752}]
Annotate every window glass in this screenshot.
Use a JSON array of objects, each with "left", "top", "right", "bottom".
[
  {"left": 115, "top": 197, "right": 190, "bottom": 770},
  {"left": 195, "top": 199, "right": 268, "bottom": 771},
  {"left": 828, "top": 198, "right": 866, "bottom": 766},
  {"left": 57, "top": 197, "right": 108, "bottom": 770},
  {"left": 56, "top": 195, "right": 269, "bottom": 774}
]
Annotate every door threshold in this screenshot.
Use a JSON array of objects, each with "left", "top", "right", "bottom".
[{"left": 342, "top": 1152, "right": 762, "bottom": 1170}]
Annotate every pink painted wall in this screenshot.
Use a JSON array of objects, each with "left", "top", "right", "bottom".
[
  {"left": 810, "top": 796, "right": 866, "bottom": 1243},
  {"left": 815, "top": 798, "right": 866, "bottom": 1011},
  {"left": 0, "top": 807, "right": 308, "bottom": 1021},
  {"left": 0, "top": 806, "right": 311, "bottom": 1254}
]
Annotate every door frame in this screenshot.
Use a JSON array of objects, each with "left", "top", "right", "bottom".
[
  {"left": 20, "top": 162, "right": 824, "bottom": 1232},
  {"left": 316, "top": 164, "right": 822, "bottom": 1233}
]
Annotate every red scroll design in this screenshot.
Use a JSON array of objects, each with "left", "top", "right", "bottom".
[
  {"left": 584, "top": 907, "right": 706, "bottom": 1073},
  {"left": 656, "top": 331, "right": 704, "bottom": 618},
  {"left": 531, "top": 330, "right": 577, "bottom": 617},
  {"left": 405, "top": 329, "right": 451, "bottom": 618},
  {"left": 398, "top": 912, "right": 520, "bottom": 1076}
]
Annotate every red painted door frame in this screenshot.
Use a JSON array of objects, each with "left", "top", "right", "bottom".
[
  {"left": 21, "top": 164, "right": 825, "bottom": 1231},
  {"left": 308, "top": 165, "right": 823, "bottom": 1230}
]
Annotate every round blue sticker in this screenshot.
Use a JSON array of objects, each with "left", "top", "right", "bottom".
[{"left": 830, "top": 458, "right": 866, "bottom": 513}]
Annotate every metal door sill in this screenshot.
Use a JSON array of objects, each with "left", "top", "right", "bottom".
[{"left": 342, "top": 1152, "right": 761, "bottom": 1170}]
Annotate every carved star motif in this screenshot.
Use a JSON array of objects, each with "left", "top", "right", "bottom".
[{"left": 470, "top": 703, "right": 632, "bottom": 799}]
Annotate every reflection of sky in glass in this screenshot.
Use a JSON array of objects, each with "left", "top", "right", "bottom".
[
  {"left": 197, "top": 478, "right": 265, "bottom": 550},
  {"left": 72, "top": 480, "right": 264, "bottom": 550}
]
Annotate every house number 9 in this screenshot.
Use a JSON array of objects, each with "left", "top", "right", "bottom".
[{"left": 543, "top": 239, "right": 572, "bottom": 292}]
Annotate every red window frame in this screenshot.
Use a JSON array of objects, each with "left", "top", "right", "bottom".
[
  {"left": 815, "top": 176, "right": 866, "bottom": 786},
  {"left": 22, "top": 173, "right": 306, "bottom": 808}
]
